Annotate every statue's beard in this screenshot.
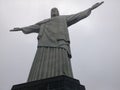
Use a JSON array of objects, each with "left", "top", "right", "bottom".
[
  {"left": 52, "top": 14, "right": 58, "bottom": 17},
  {"left": 51, "top": 12, "right": 59, "bottom": 17}
]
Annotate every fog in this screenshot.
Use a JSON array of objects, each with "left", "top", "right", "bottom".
[{"left": 0, "top": 0, "right": 120, "bottom": 90}]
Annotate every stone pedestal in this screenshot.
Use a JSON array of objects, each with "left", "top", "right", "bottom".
[{"left": 11, "top": 75, "right": 85, "bottom": 90}]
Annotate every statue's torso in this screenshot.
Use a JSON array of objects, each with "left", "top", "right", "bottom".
[{"left": 37, "top": 16, "right": 71, "bottom": 58}]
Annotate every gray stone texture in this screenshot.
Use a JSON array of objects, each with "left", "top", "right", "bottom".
[
  {"left": 27, "top": 47, "right": 73, "bottom": 82},
  {"left": 10, "top": 1, "right": 104, "bottom": 82}
]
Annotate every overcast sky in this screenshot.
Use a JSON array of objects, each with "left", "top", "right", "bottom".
[{"left": 0, "top": 0, "right": 120, "bottom": 90}]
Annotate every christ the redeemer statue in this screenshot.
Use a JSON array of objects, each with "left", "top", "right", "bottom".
[{"left": 10, "top": 2, "right": 104, "bottom": 82}]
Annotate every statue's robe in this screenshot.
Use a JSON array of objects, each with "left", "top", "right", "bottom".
[{"left": 22, "top": 8, "right": 91, "bottom": 82}]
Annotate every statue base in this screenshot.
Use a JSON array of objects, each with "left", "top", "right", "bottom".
[{"left": 11, "top": 75, "right": 85, "bottom": 90}]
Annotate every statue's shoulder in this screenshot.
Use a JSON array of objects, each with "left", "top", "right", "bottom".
[
  {"left": 53, "top": 15, "right": 67, "bottom": 20},
  {"left": 36, "top": 18, "right": 51, "bottom": 25},
  {"left": 37, "top": 16, "right": 67, "bottom": 25},
  {"left": 58, "top": 15, "right": 66, "bottom": 18},
  {"left": 41, "top": 18, "right": 51, "bottom": 23}
]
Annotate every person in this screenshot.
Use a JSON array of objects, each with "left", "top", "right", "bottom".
[{"left": 10, "top": 1, "right": 104, "bottom": 82}]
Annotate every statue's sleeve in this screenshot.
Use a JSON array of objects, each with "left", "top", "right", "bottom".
[
  {"left": 66, "top": 8, "right": 91, "bottom": 27},
  {"left": 22, "top": 24, "right": 40, "bottom": 34}
]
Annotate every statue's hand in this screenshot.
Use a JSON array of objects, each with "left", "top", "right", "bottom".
[
  {"left": 91, "top": 1, "right": 104, "bottom": 10},
  {"left": 10, "top": 27, "right": 22, "bottom": 32}
]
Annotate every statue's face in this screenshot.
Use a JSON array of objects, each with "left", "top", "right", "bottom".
[{"left": 51, "top": 8, "right": 59, "bottom": 17}]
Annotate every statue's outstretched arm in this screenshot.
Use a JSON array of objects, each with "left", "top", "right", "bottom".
[
  {"left": 10, "top": 24, "right": 40, "bottom": 34},
  {"left": 67, "top": 1, "right": 104, "bottom": 26}
]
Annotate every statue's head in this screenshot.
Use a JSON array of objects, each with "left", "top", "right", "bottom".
[{"left": 51, "top": 7, "right": 59, "bottom": 18}]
